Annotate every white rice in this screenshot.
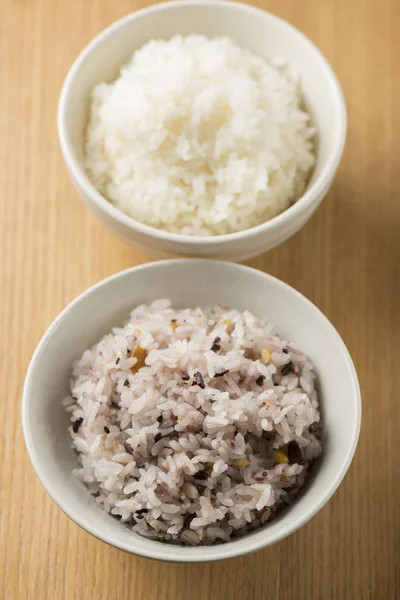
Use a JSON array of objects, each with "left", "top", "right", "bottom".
[
  {"left": 65, "top": 300, "right": 322, "bottom": 546},
  {"left": 85, "top": 35, "right": 316, "bottom": 236}
]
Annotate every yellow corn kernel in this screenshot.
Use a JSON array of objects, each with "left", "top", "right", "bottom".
[
  {"left": 232, "top": 459, "right": 251, "bottom": 467},
  {"left": 135, "top": 327, "right": 141, "bottom": 335},
  {"left": 274, "top": 449, "right": 288, "bottom": 464},
  {"left": 223, "top": 319, "right": 234, "bottom": 333},
  {"left": 130, "top": 345, "right": 147, "bottom": 373},
  {"left": 171, "top": 321, "right": 179, "bottom": 331},
  {"left": 280, "top": 475, "right": 290, "bottom": 482},
  {"left": 261, "top": 348, "right": 271, "bottom": 363}
]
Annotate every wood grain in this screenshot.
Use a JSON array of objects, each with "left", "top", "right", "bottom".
[{"left": 1, "top": 0, "right": 399, "bottom": 598}]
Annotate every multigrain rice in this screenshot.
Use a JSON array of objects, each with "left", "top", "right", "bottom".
[{"left": 65, "top": 301, "right": 322, "bottom": 545}]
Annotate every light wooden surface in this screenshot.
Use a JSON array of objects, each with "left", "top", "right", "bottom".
[{"left": 1, "top": 0, "right": 399, "bottom": 598}]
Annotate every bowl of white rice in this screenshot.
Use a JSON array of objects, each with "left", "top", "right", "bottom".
[
  {"left": 23, "top": 260, "right": 360, "bottom": 562},
  {"left": 58, "top": 0, "right": 346, "bottom": 261}
]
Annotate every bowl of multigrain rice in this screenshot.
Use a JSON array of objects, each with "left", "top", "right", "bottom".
[
  {"left": 58, "top": 0, "right": 346, "bottom": 261},
  {"left": 23, "top": 260, "right": 360, "bottom": 561}
]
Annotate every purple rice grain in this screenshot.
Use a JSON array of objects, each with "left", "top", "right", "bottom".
[
  {"left": 154, "top": 433, "right": 162, "bottom": 443},
  {"left": 214, "top": 369, "right": 229, "bottom": 378},
  {"left": 124, "top": 379, "right": 129, "bottom": 386},
  {"left": 281, "top": 361, "right": 294, "bottom": 376},
  {"left": 309, "top": 421, "right": 322, "bottom": 435},
  {"left": 193, "top": 371, "right": 205, "bottom": 389},
  {"left": 287, "top": 440, "right": 304, "bottom": 464},
  {"left": 211, "top": 337, "right": 222, "bottom": 352},
  {"left": 183, "top": 514, "right": 195, "bottom": 528},
  {"left": 72, "top": 417, "right": 83, "bottom": 433},
  {"left": 124, "top": 441, "right": 134, "bottom": 455},
  {"left": 104, "top": 426, "right": 110, "bottom": 434},
  {"left": 256, "top": 375, "right": 265, "bottom": 386}
]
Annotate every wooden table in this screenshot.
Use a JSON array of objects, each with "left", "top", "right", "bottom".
[{"left": 1, "top": 0, "right": 399, "bottom": 597}]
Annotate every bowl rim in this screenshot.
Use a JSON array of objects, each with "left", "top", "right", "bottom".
[
  {"left": 22, "top": 259, "right": 361, "bottom": 562},
  {"left": 57, "top": 0, "right": 347, "bottom": 247}
]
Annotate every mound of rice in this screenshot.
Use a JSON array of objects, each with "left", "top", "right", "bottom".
[
  {"left": 85, "top": 35, "right": 316, "bottom": 236},
  {"left": 65, "top": 300, "right": 322, "bottom": 546}
]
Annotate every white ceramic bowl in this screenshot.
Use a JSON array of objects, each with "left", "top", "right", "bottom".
[
  {"left": 23, "top": 260, "right": 360, "bottom": 562},
  {"left": 58, "top": 0, "right": 346, "bottom": 262}
]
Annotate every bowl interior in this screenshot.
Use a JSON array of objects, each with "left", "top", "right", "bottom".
[
  {"left": 62, "top": 1, "right": 344, "bottom": 203},
  {"left": 23, "top": 260, "right": 360, "bottom": 561}
]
